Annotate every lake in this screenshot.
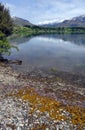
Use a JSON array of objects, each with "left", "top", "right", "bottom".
[{"left": 6, "top": 34, "right": 85, "bottom": 76}]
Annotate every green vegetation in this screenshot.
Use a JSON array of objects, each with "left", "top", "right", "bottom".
[
  {"left": 58, "top": 27, "right": 85, "bottom": 34},
  {"left": 76, "top": 63, "right": 85, "bottom": 67},
  {"left": 0, "top": 31, "right": 18, "bottom": 56},
  {"left": 13, "top": 26, "right": 85, "bottom": 37},
  {"left": 0, "top": 32, "right": 12, "bottom": 55},
  {"left": 0, "top": 3, "right": 14, "bottom": 58},
  {"left": 50, "top": 67, "right": 57, "bottom": 72},
  {"left": 13, "top": 26, "right": 55, "bottom": 37},
  {"left": 0, "top": 3, "right": 13, "bottom": 36}
]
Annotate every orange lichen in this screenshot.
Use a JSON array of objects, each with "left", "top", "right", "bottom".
[
  {"left": 13, "top": 88, "right": 65, "bottom": 120},
  {"left": 66, "top": 105, "right": 85, "bottom": 129},
  {"left": 11, "top": 87, "right": 85, "bottom": 129},
  {"left": 31, "top": 124, "right": 47, "bottom": 130}
]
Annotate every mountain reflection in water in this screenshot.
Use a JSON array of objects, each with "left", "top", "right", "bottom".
[{"left": 6, "top": 34, "right": 85, "bottom": 75}]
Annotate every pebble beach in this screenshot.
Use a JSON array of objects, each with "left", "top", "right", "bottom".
[{"left": 0, "top": 63, "right": 85, "bottom": 130}]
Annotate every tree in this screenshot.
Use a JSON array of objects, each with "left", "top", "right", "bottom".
[
  {"left": 0, "top": 31, "right": 11, "bottom": 56},
  {"left": 0, "top": 3, "right": 13, "bottom": 36},
  {"left": 0, "top": 3, "right": 15, "bottom": 59}
]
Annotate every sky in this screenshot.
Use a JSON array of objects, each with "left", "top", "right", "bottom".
[{"left": 1, "top": 0, "right": 85, "bottom": 25}]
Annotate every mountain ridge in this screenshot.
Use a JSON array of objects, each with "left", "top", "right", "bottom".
[
  {"left": 12, "top": 15, "right": 85, "bottom": 28},
  {"left": 41, "top": 15, "right": 85, "bottom": 27}
]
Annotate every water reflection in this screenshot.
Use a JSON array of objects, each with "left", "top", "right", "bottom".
[
  {"left": 37, "top": 34, "right": 85, "bottom": 46},
  {"left": 7, "top": 34, "right": 85, "bottom": 75},
  {"left": 10, "top": 34, "right": 85, "bottom": 46}
]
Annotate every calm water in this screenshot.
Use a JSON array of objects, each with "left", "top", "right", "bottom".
[{"left": 6, "top": 34, "right": 85, "bottom": 75}]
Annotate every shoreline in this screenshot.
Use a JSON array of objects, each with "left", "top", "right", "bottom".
[{"left": 0, "top": 63, "right": 85, "bottom": 129}]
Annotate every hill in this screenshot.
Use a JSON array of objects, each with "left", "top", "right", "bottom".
[{"left": 12, "top": 17, "right": 34, "bottom": 27}]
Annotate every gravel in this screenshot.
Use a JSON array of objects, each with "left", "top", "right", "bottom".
[
  {"left": 0, "top": 97, "right": 78, "bottom": 130},
  {"left": 0, "top": 65, "right": 85, "bottom": 130}
]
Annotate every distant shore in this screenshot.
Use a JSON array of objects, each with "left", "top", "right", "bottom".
[{"left": 8, "top": 26, "right": 85, "bottom": 40}]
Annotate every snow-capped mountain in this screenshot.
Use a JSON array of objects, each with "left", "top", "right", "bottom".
[{"left": 41, "top": 15, "right": 85, "bottom": 27}]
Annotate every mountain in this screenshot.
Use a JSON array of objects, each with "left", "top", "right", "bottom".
[
  {"left": 41, "top": 15, "right": 85, "bottom": 27},
  {"left": 12, "top": 15, "right": 85, "bottom": 28},
  {"left": 12, "top": 17, "right": 34, "bottom": 27}
]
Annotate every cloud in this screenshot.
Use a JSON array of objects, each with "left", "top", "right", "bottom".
[
  {"left": 5, "top": 3, "right": 16, "bottom": 16},
  {"left": 36, "top": 0, "right": 85, "bottom": 24},
  {"left": 38, "top": 18, "right": 64, "bottom": 25},
  {"left": 2, "top": 0, "right": 85, "bottom": 24}
]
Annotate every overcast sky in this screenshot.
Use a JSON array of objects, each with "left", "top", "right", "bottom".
[{"left": 1, "top": 0, "right": 85, "bottom": 24}]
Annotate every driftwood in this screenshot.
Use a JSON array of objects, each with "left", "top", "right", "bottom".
[
  {"left": 0, "top": 59, "right": 22, "bottom": 65},
  {"left": 9, "top": 60, "right": 22, "bottom": 65}
]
